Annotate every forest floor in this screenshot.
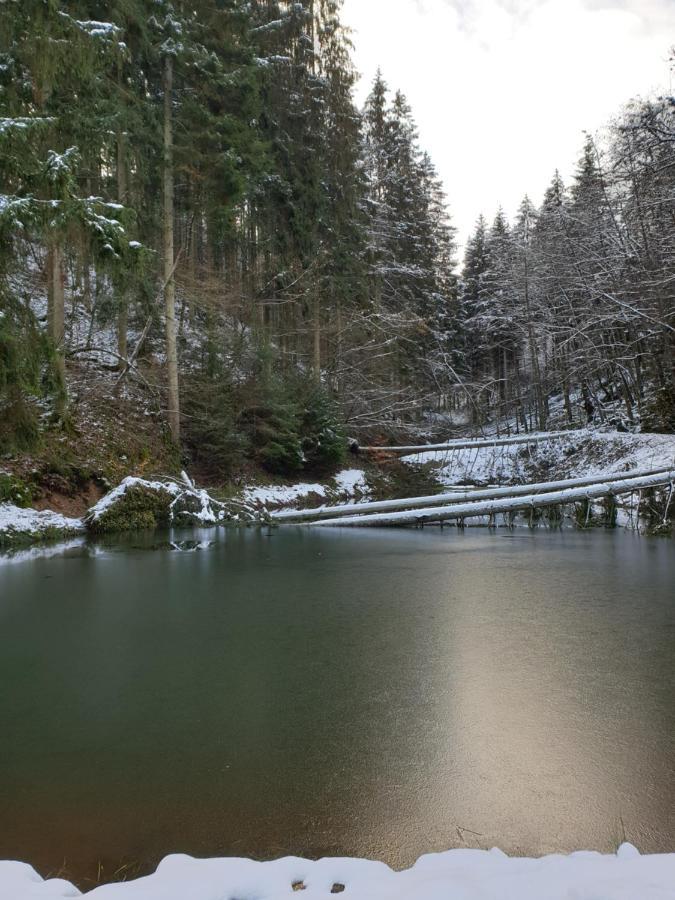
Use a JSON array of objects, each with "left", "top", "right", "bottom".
[{"left": 1, "top": 365, "right": 176, "bottom": 518}]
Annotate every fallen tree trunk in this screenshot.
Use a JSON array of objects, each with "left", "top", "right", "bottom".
[
  {"left": 309, "top": 471, "right": 675, "bottom": 528},
  {"left": 272, "top": 466, "right": 675, "bottom": 523},
  {"left": 360, "top": 431, "right": 576, "bottom": 455}
]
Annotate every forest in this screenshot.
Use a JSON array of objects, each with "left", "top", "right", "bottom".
[
  {"left": 1, "top": 0, "right": 674, "bottom": 485},
  {"left": 2, "top": 5, "right": 675, "bottom": 898}
]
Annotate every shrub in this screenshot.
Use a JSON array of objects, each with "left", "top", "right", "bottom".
[
  {"left": 0, "top": 294, "right": 56, "bottom": 453},
  {"left": 642, "top": 386, "right": 675, "bottom": 434},
  {"left": 238, "top": 387, "right": 304, "bottom": 475},
  {"left": 182, "top": 378, "right": 248, "bottom": 476},
  {"left": 300, "top": 387, "right": 346, "bottom": 473},
  {"left": 181, "top": 370, "right": 347, "bottom": 479},
  {"left": 0, "top": 473, "right": 34, "bottom": 507},
  {"left": 88, "top": 485, "right": 173, "bottom": 534}
]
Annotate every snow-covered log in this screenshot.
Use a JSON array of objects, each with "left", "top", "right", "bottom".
[
  {"left": 360, "top": 431, "right": 575, "bottom": 454},
  {"left": 310, "top": 470, "right": 675, "bottom": 527},
  {"left": 272, "top": 466, "right": 674, "bottom": 523}
]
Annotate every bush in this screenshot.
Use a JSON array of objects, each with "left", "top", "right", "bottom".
[
  {"left": 182, "top": 371, "right": 347, "bottom": 479},
  {"left": 0, "top": 473, "right": 34, "bottom": 507},
  {"left": 0, "top": 295, "right": 56, "bottom": 453},
  {"left": 88, "top": 485, "right": 173, "bottom": 534},
  {"left": 300, "top": 387, "right": 346, "bottom": 472},
  {"left": 642, "top": 386, "right": 675, "bottom": 434},
  {"left": 238, "top": 386, "right": 304, "bottom": 475},
  {"left": 0, "top": 393, "right": 40, "bottom": 453},
  {"left": 182, "top": 378, "right": 249, "bottom": 476}
]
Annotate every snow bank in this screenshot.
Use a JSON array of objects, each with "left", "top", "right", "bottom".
[
  {"left": 332, "top": 468, "right": 371, "bottom": 498},
  {"left": 243, "top": 481, "right": 328, "bottom": 507},
  {"left": 243, "top": 469, "right": 370, "bottom": 509},
  {"left": 4, "top": 845, "right": 675, "bottom": 899},
  {"left": 404, "top": 428, "right": 675, "bottom": 487},
  {"left": 0, "top": 504, "right": 83, "bottom": 542}
]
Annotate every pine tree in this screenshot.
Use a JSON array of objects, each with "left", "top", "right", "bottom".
[{"left": 0, "top": 2, "right": 133, "bottom": 419}]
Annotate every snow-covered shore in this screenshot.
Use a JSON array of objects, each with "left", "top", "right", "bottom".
[
  {"left": 2, "top": 430, "right": 675, "bottom": 547},
  {"left": 241, "top": 468, "right": 370, "bottom": 508},
  {"left": 3, "top": 844, "right": 675, "bottom": 899},
  {"left": 0, "top": 469, "right": 373, "bottom": 548},
  {"left": 0, "top": 504, "right": 84, "bottom": 545}
]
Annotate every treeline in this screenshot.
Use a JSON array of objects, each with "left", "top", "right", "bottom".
[
  {"left": 460, "top": 90, "right": 675, "bottom": 433},
  {"left": 2, "top": 3, "right": 673, "bottom": 478},
  {"left": 0, "top": 0, "right": 457, "bottom": 474}
]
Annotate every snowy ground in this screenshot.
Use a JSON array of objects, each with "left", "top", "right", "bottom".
[
  {"left": 3, "top": 433, "right": 674, "bottom": 544},
  {"left": 402, "top": 428, "right": 675, "bottom": 487},
  {"left": 3, "top": 844, "right": 675, "bottom": 899},
  {"left": 0, "top": 504, "right": 83, "bottom": 543},
  {"left": 241, "top": 468, "right": 371, "bottom": 508},
  {"left": 0, "top": 470, "right": 373, "bottom": 547}
]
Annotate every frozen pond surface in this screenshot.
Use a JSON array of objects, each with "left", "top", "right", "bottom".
[{"left": 0, "top": 527, "right": 674, "bottom": 886}]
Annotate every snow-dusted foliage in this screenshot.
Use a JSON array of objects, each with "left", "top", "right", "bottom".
[
  {"left": 458, "top": 101, "right": 675, "bottom": 435},
  {"left": 86, "top": 474, "right": 260, "bottom": 531}
]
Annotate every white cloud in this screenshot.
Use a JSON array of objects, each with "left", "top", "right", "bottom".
[{"left": 342, "top": 0, "right": 674, "bottom": 256}]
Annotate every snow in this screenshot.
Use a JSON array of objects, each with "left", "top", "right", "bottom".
[
  {"left": 3, "top": 845, "right": 675, "bottom": 899},
  {"left": 332, "top": 468, "right": 371, "bottom": 497},
  {"left": 274, "top": 465, "right": 673, "bottom": 524},
  {"left": 403, "top": 428, "right": 675, "bottom": 487},
  {"left": 87, "top": 477, "right": 178, "bottom": 522},
  {"left": 243, "top": 469, "right": 371, "bottom": 509},
  {"left": 0, "top": 504, "right": 83, "bottom": 539},
  {"left": 57, "top": 12, "right": 121, "bottom": 39},
  {"left": 46, "top": 148, "right": 78, "bottom": 176},
  {"left": 0, "top": 117, "right": 54, "bottom": 135},
  {"left": 312, "top": 470, "right": 674, "bottom": 527},
  {"left": 252, "top": 18, "right": 287, "bottom": 34},
  {"left": 243, "top": 481, "right": 327, "bottom": 507},
  {"left": 87, "top": 476, "right": 237, "bottom": 526},
  {"left": 371, "top": 431, "right": 572, "bottom": 453}
]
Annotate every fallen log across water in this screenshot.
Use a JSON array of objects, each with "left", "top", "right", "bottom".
[
  {"left": 272, "top": 466, "right": 675, "bottom": 523},
  {"left": 307, "top": 471, "right": 675, "bottom": 528},
  {"left": 360, "top": 431, "right": 576, "bottom": 455}
]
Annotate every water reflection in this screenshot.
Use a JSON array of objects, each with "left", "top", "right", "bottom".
[{"left": 0, "top": 528, "right": 673, "bottom": 885}]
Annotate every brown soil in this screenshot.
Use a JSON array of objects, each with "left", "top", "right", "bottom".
[{"left": 32, "top": 481, "right": 104, "bottom": 518}]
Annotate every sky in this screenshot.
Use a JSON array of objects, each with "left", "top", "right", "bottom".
[{"left": 341, "top": 0, "right": 674, "bottom": 256}]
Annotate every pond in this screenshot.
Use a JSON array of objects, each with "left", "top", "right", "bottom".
[{"left": 0, "top": 527, "right": 674, "bottom": 887}]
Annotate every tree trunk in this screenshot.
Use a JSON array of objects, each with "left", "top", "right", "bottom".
[
  {"left": 47, "top": 241, "right": 67, "bottom": 415},
  {"left": 163, "top": 54, "right": 180, "bottom": 443},
  {"left": 117, "top": 126, "right": 128, "bottom": 369},
  {"left": 312, "top": 295, "right": 321, "bottom": 382},
  {"left": 48, "top": 244, "right": 65, "bottom": 378},
  {"left": 334, "top": 296, "right": 343, "bottom": 392}
]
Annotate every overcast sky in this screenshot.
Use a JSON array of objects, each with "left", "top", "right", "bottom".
[{"left": 341, "top": 0, "right": 674, "bottom": 255}]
